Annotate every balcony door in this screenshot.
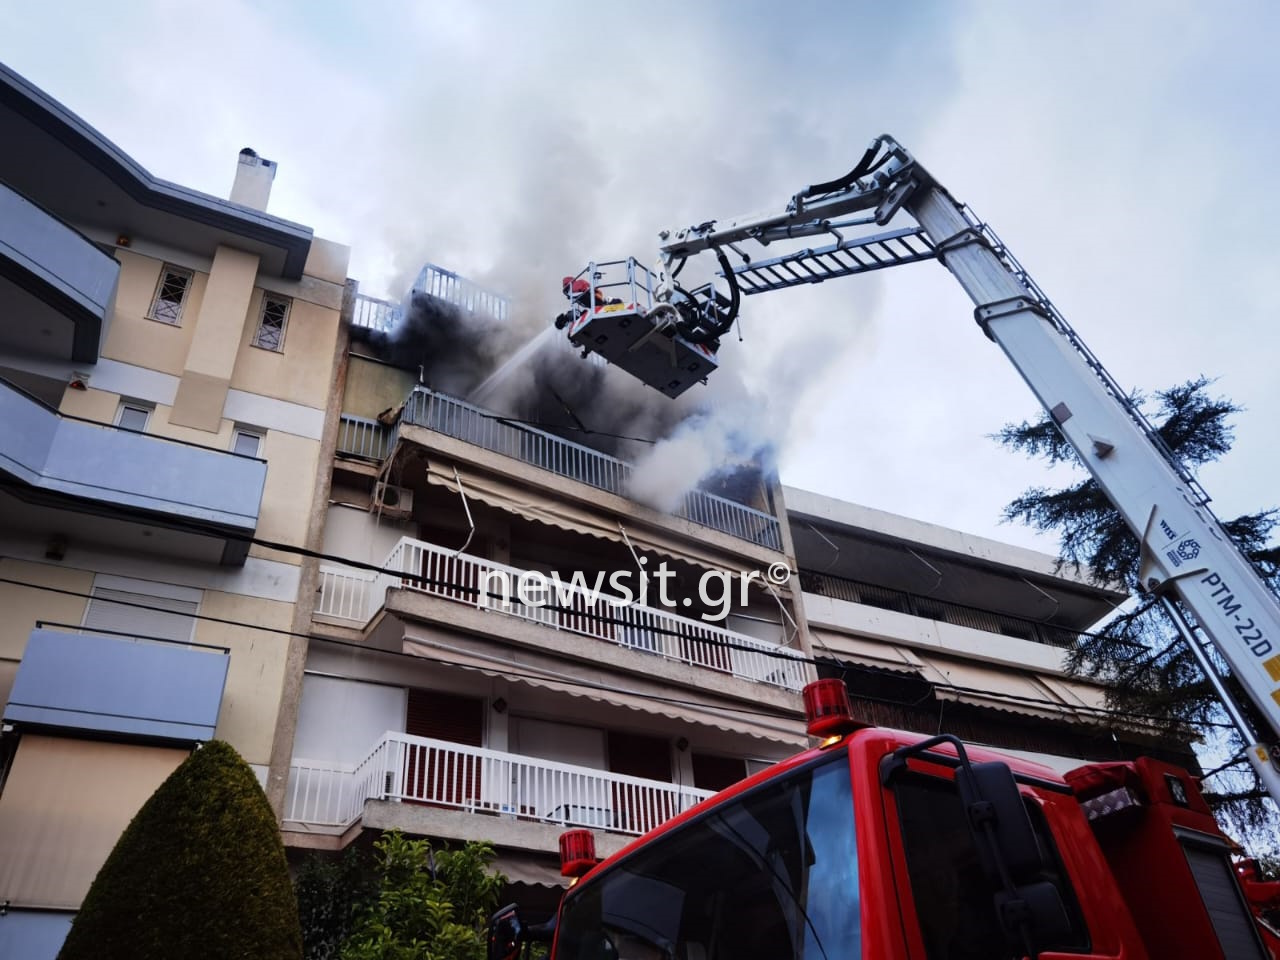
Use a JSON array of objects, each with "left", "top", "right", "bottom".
[
  {"left": 510, "top": 717, "right": 607, "bottom": 826},
  {"left": 400, "top": 689, "right": 484, "bottom": 808}
]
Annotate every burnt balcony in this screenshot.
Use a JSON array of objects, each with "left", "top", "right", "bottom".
[{"left": 336, "top": 384, "right": 783, "bottom": 552}]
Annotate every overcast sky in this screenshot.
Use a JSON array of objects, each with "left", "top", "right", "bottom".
[{"left": 7, "top": 1, "right": 1279, "bottom": 557}]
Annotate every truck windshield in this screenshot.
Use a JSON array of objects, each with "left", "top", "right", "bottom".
[{"left": 554, "top": 752, "right": 859, "bottom": 960}]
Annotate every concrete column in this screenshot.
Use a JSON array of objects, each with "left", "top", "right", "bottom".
[{"left": 170, "top": 245, "right": 259, "bottom": 432}]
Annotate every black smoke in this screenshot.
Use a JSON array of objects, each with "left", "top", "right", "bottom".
[
  {"left": 352, "top": 291, "right": 515, "bottom": 398},
  {"left": 353, "top": 290, "right": 769, "bottom": 506}
]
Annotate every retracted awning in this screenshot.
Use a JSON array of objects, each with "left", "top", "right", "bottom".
[
  {"left": 400, "top": 630, "right": 806, "bottom": 749},
  {"left": 808, "top": 628, "right": 924, "bottom": 675},
  {"left": 422, "top": 460, "right": 772, "bottom": 577},
  {"left": 913, "top": 652, "right": 1110, "bottom": 723}
]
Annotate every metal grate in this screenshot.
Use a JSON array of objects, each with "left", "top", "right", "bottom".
[
  {"left": 252, "top": 294, "right": 290, "bottom": 351},
  {"left": 148, "top": 266, "right": 192, "bottom": 324}
]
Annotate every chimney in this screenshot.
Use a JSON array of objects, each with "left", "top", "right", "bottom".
[{"left": 230, "top": 148, "right": 276, "bottom": 211}]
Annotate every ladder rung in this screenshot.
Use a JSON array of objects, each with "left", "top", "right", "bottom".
[{"left": 727, "top": 226, "right": 937, "bottom": 294}]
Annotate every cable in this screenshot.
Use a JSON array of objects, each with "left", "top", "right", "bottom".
[
  {"left": 0, "top": 574, "right": 799, "bottom": 728},
  {"left": 0, "top": 572, "right": 1230, "bottom": 731}
]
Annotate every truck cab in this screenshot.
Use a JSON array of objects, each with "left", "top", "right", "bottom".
[{"left": 491, "top": 683, "right": 1274, "bottom": 960}]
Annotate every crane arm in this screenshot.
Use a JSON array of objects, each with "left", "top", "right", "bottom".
[{"left": 627, "top": 136, "right": 1280, "bottom": 800}]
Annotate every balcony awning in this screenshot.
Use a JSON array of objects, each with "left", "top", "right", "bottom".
[
  {"left": 808, "top": 628, "right": 924, "bottom": 675},
  {"left": 913, "top": 652, "right": 1110, "bottom": 724},
  {"left": 400, "top": 632, "right": 806, "bottom": 749},
  {"left": 493, "top": 851, "right": 568, "bottom": 889},
  {"left": 423, "top": 461, "right": 764, "bottom": 576}
]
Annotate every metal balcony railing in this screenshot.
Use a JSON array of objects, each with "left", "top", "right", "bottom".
[
  {"left": 352, "top": 293, "right": 402, "bottom": 333},
  {"left": 285, "top": 731, "right": 714, "bottom": 833},
  {"left": 336, "top": 414, "right": 393, "bottom": 461},
  {"left": 799, "top": 569, "right": 1100, "bottom": 650},
  {"left": 400, "top": 386, "right": 783, "bottom": 551},
  {"left": 315, "top": 535, "right": 808, "bottom": 691}
]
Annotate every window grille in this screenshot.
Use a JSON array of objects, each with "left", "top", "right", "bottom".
[
  {"left": 252, "top": 294, "right": 291, "bottom": 351},
  {"left": 148, "top": 266, "right": 193, "bottom": 324}
]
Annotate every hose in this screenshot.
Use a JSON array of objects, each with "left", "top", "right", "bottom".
[{"left": 796, "top": 138, "right": 882, "bottom": 201}]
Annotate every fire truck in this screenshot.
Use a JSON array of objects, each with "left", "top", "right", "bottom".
[
  {"left": 500, "top": 136, "right": 1280, "bottom": 957},
  {"left": 489, "top": 680, "right": 1280, "bottom": 959}
]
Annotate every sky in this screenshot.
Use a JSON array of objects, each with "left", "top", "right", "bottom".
[{"left": 6, "top": 0, "right": 1279, "bottom": 558}]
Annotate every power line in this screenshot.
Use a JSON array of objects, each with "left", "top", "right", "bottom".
[{"left": 0, "top": 573, "right": 1223, "bottom": 731}]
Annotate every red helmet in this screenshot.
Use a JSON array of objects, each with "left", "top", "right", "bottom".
[{"left": 562, "top": 276, "right": 590, "bottom": 295}]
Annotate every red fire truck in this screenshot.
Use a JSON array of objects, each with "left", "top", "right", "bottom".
[{"left": 489, "top": 680, "right": 1278, "bottom": 960}]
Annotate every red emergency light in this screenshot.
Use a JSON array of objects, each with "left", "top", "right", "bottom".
[
  {"left": 559, "top": 829, "right": 597, "bottom": 878},
  {"left": 803, "top": 679, "right": 858, "bottom": 739}
]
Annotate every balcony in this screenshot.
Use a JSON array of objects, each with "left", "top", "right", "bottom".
[
  {"left": 800, "top": 569, "right": 1100, "bottom": 650},
  {"left": 285, "top": 731, "right": 713, "bottom": 836},
  {"left": 316, "top": 536, "right": 808, "bottom": 692},
  {"left": 0, "top": 180, "right": 120, "bottom": 364},
  {"left": 376, "top": 385, "right": 782, "bottom": 551},
  {"left": 5, "top": 623, "right": 229, "bottom": 743},
  {"left": 0, "top": 379, "right": 267, "bottom": 564}
]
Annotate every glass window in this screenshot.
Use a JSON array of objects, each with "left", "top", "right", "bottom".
[
  {"left": 894, "top": 773, "right": 1089, "bottom": 959},
  {"left": 252, "top": 294, "right": 290, "bottom": 351},
  {"left": 115, "top": 402, "right": 151, "bottom": 432},
  {"left": 148, "top": 267, "right": 192, "bottom": 324},
  {"left": 556, "top": 752, "right": 860, "bottom": 960},
  {"left": 232, "top": 429, "right": 262, "bottom": 458}
]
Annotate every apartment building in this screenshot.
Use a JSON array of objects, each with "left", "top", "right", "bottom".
[
  {"left": 0, "top": 58, "right": 1188, "bottom": 950},
  {"left": 278, "top": 266, "right": 811, "bottom": 902},
  {"left": 788, "top": 487, "right": 1191, "bottom": 770},
  {"left": 0, "top": 64, "right": 348, "bottom": 956}
]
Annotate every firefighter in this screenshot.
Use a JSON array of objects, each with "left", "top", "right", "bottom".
[{"left": 554, "top": 276, "right": 619, "bottom": 329}]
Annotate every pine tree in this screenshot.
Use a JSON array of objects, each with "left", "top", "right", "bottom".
[{"left": 995, "top": 377, "right": 1280, "bottom": 839}]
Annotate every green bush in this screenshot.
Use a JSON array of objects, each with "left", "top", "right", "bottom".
[
  {"left": 339, "top": 833, "right": 505, "bottom": 960},
  {"left": 296, "top": 847, "right": 377, "bottom": 960},
  {"left": 58, "top": 740, "right": 302, "bottom": 960}
]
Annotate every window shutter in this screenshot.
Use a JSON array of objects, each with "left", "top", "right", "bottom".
[
  {"left": 607, "top": 731, "right": 671, "bottom": 782},
  {"left": 691, "top": 753, "right": 748, "bottom": 792},
  {"left": 405, "top": 689, "right": 483, "bottom": 745},
  {"left": 83, "top": 589, "right": 197, "bottom": 643}
]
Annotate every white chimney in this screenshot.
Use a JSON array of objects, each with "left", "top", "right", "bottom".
[{"left": 230, "top": 148, "right": 276, "bottom": 211}]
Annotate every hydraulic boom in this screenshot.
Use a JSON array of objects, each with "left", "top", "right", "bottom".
[{"left": 563, "top": 135, "right": 1280, "bottom": 803}]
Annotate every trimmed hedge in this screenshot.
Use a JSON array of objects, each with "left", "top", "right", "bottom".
[{"left": 58, "top": 740, "right": 302, "bottom": 960}]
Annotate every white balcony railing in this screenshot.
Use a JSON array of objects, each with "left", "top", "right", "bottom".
[
  {"left": 285, "top": 731, "right": 714, "bottom": 834},
  {"left": 315, "top": 536, "right": 808, "bottom": 692}
]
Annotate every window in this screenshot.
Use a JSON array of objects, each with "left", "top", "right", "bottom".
[
  {"left": 148, "top": 266, "right": 193, "bottom": 324},
  {"left": 893, "top": 773, "right": 1089, "bottom": 959},
  {"left": 83, "top": 583, "right": 199, "bottom": 644},
  {"left": 556, "top": 753, "right": 860, "bottom": 960},
  {"left": 231, "top": 427, "right": 263, "bottom": 458},
  {"left": 252, "top": 293, "right": 291, "bottom": 351},
  {"left": 115, "top": 401, "right": 152, "bottom": 432}
]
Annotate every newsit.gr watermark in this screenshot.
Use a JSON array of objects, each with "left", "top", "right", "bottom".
[{"left": 478, "top": 560, "right": 792, "bottom": 623}]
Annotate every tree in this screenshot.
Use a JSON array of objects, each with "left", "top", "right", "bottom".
[
  {"left": 58, "top": 740, "right": 302, "bottom": 960},
  {"left": 338, "top": 832, "right": 506, "bottom": 960},
  {"left": 296, "top": 847, "right": 378, "bottom": 960},
  {"left": 995, "top": 377, "right": 1280, "bottom": 839}
]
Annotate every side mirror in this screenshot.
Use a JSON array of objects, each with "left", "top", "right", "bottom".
[
  {"left": 488, "top": 904, "right": 525, "bottom": 960},
  {"left": 955, "top": 761, "right": 1042, "bottom": 882},
  {"left": 956, "top": 762, "right": 1071, "bottom": 951}
]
